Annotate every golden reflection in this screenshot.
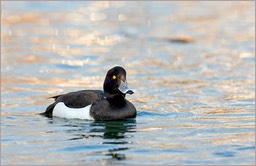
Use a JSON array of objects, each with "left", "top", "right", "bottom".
[
  {"left": 239, "top": 52, "right": 254, "bottom": 58},
  {"left": 118, "top": 14, "right": 126, "bottom": 21},
  {"left": 90, "top": 12, "right": 106, "bottom": 21},
  {"left": 2, "top": 75, "right": 64, "bottom": 85},
  {"left": 155, "top": 142, "right": 186, "bottom": 149},
  {"left": 194, "top": 115, "right": 254, "bottom": 123},
  {"left": 144, "top": 57, "right": 169, "bottom": 67},
  {"left": 65, "top": 33, "right": 123, "bottom": 47},
  {"left": 65, "top": 29, "right": 82, "bottom": 38},
  {"left": 137, "top": 127, "right": 162, "bottom": 132},
  {"left": 2, "top": 75, "right": 102, "bottom": 89},
  {"left": 61, "top": 59, "right": 84, "bottom": 67},
  {"left": 57, "top": 76, "right": 102, "bottom": 88},
  {"left": 203, "top": 108, "right": 242, "bottom": 114},
  {"left": 206, "top": 132, "right": 254, "bottom": 145},
  {"left": 13, "top": 55, "right": 48, "bottom": 64},
  {"left": 2, "top": 12, "right": 48, "bottom": 25},
  {"left": 135, "top": 98, "right": 147, "bottom": 104},
  {"left": 177, "top": 15, "right": 216, "bottom": 23},
  {"left": 90, "top": 1, "right": 110, "bottom": 9}
]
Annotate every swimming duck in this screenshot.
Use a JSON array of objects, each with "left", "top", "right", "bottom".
[{"left": 44, "top": 66, "right": 136, "bottom": 120}]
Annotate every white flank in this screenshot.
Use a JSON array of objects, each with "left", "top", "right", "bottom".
[{"left": 53, "top": 102, "right": 93, "bottom": 120}]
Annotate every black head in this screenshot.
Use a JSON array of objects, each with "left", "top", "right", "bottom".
[{"left": 103, "top": 66, "right": 134, "bottom": 99}]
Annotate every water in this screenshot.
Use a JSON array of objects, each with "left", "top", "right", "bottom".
[{"left": 1, "top": 1, "right": 255, "bottom": 165}]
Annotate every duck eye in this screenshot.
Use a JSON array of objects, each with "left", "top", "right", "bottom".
[{"left": 112, "top": 75, "right": 117, "bottom": 79}]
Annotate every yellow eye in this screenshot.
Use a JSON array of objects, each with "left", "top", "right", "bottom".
[{"left": 112, "top": 75, "right": 117, "bottom": 79}]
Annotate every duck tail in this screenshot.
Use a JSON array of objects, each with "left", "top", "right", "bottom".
[{"left": 41, "top": 103, "right": 56, "bottom": 117}]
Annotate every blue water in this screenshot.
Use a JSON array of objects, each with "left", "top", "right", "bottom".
[{"left": 1, "top": 1, "right": 255, "bottom": 165}]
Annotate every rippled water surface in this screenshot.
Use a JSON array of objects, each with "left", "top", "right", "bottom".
[{"left": 1, "top": 1, "right": 255, "bottom": 165}]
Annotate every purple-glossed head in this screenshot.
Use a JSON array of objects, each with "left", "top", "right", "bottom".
[{"left": 103, "top": 66, "right": 134, "bottom": 99}]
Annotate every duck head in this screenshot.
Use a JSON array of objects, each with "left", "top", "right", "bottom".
[{"left": 103, "top": 66, "right": 134, "bottom": 99}]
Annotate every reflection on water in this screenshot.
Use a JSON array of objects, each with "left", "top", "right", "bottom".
[
  {"left": 95, "top": 120, "right": 136, "bottom": 140},
  {"left": 1, "top": 1, "right": 255, "bottom": 165},
  {"left": 48, "top": 118, "right": 136, "bottom": 162},
  {"left": 64, "top": 120, "right": 137, "bottom": 141}
]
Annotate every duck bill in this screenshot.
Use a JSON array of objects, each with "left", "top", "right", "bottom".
[{"left": 118, "top": 80, "right": 134, "bottom": 95}]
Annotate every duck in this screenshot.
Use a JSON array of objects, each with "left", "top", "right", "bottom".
[{"left": 44, "top": 66, "right": 137, "bottom": 121}]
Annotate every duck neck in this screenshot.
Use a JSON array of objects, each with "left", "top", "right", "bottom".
[{"left": 105, "top": 92, "right": 126, "bottom": 101}]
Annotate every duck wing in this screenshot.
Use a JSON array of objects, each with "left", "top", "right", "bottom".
[{"left": 44, "top": 90, "right": 105, "bottom": 117}]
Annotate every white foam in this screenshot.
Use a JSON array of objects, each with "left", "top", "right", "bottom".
[{"left": 53, "top": 102, "right": 93, "bottom": 120}]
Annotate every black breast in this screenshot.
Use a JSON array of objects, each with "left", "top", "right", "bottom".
[{"left": 90, "top": 99, "right": 137, "bottom": 121}]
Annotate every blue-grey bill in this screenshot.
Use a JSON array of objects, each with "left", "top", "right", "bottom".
[{"left": 118, "top": 80, "right": 134, "bottom": 94}]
